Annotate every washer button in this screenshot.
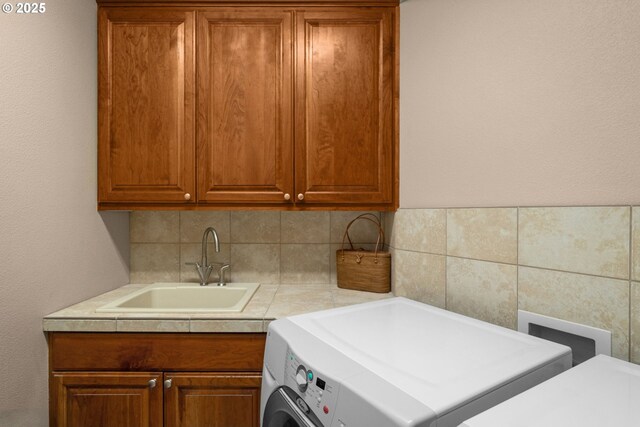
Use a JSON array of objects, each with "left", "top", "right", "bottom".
[{"left": 323, "top": 405, "right": 329, "bottom": 414}]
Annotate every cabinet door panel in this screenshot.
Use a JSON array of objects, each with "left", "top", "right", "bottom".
[
  {"left": 98, "top": 8, "right": 195, "bottom": 203},
  {"left": 198, "top": 10, "right": 293, "bottom": 204},
  {"left": 164, "top": 373, "right": 261, "bottom": 427},
  {"left": 51, "top": 372, "right": 162, "bottom": 427},
  {"left": 296, "top": 9, "right": 396, "bottom": 205}
]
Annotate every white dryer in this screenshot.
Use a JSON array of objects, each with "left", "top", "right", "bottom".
[
  {"left": 460, "top": 354, "right": 640, "bottom": 426},
  {"left": 261, "top": 297, "right": 572, "bottom": 427}
]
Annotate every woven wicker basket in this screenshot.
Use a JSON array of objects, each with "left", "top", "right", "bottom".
[{"left": 336, "top": 214, "right": 391, "bottom": 293}]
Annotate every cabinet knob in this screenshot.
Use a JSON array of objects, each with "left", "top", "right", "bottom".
[
  {"left": 297, "top": 193, "right": 305, "bottom": 201},
  {"left": 284, "top": 193, "right": 291, "bottom": 201},
  {"left": 184, "top": 193, "right": 191, "bottom": 201},
  {"left": 164, "top": 378, "right": 173, "bottom": 389},
  {"left": 148, "top": 379, "right": 157, "bottom": 389}
]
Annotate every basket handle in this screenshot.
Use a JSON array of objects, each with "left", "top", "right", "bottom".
[{"left": 340, "top": 214, "right": 385, "bottom": 260}]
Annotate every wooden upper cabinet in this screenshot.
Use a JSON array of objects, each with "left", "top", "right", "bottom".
[
  {"left": 295, "top": 9, "right": 396, "bottom": 207},
  {"left": 164, "top": 373, "right": 261, "bottom": 427},
  {"left": 98, "top": 8, "right": 196, "bottom": 204},
  {"left": 197, "top": 10, "right": 294, "bottom": 204},
  {"left": 51, "top": 372, "right": 162, "bottom": 427},
  {"left": 96, "top": 4, "right": 398, "bottom": 210}
]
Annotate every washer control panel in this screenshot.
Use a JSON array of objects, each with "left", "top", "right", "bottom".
[{"left": 284, "top": 347, "right": 340, "bottom": 425}]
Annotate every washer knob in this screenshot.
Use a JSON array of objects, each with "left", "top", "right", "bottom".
[{"left": 295, "top": 365, "right": 308, "bottom": 392}]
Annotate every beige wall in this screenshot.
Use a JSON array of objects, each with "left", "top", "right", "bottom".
[
  {"left": 0, "top": 2, "right": 129, "bottom": 425},
  {"left": 400, "top": 0, "right": 640, "bottom": 208}
]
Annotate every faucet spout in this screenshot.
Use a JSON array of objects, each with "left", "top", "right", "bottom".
[
  {"left": 201, "top": 227, "right": 220, "bottom": 266},
  {"left": 195, "top": 227, "right": 220, "bottom": 286}
]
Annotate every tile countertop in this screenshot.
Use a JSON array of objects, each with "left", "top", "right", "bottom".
[{"left": 43, "top": 284, "right": 393, "bottom": 333}]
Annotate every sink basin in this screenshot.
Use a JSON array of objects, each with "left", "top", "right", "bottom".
[{"left": 96, "top": 283, "right": 260, "bottom": 313}]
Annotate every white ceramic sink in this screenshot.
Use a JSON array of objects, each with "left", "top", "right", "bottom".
[{"left": 96, "top": 283, "right": 260, "bottom": 313}]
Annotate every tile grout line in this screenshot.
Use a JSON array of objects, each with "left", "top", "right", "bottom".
[
  {"left": 629, "top": 206, "right": 633, "bottom": 361},
  {"left": 516, "top": 206, "right": 520, "bottom": 329},
  {"left": 178, "top": 212, "right": 183, "bottom": 282},
  {"left": 392, "top": 246, "right": 630, "bottom": 283},
  {"left": 278, "top": 211, "right": 282, "bottom": 285},
  {"left": 228, "top": 211, "right": 234, "bottom": 281},
  {"left": 444, "top": 208, "right": 448, "bottom": 310}
]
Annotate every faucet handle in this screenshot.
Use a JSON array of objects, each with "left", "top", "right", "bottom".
[{"left": 217, "top": 264, "right": 230, "bottom": 286}]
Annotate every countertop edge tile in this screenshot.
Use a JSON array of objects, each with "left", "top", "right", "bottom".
[
  {"left": 43, "top": 319, "right": 117, "bottom": 332},
  {"left": 190, "top": 319, "right": 264, "bottom": 333},
  {"left": 117, "top": 319, "right": 191, "bottom": 333}
]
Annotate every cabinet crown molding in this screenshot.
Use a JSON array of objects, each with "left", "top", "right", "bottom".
[{"left": 97, "top": 0, "right": 399, "bottom": 5}]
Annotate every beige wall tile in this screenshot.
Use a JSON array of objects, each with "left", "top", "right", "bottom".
[
  {"left": 446, "top": 257, "right": 517, "bottom": 329},
  {"left": 281, "top": 244, "right": 331, "bottom": 284},
  {"left": 390, "top": 209, "right": 446, "bottom": 254},
  {"left": 130, "top": 212, "right": 179, "bottom": 243},
  {"left": 230, "top": 211, "right": 281, "bottom": 243},
  {"left": 180, "top": 212, "right": 230, "bottom": 243},
  {"left": 179, "top": 243, "right": 231, "bottom": 284},
  {"left": 631, "top": 282, "right": 640, "bottom": 364},
  {"left": 230, "top": 244, "right": 280, "bottom": 284},
  {"left": 519, "top": 267, "right": 629, "bottom": 360},
  {"left": 447, "top": 208, "right": 517, "bottom": 264},
  {"left": 519, "top": 207, "right": 630, "bottom": 279},
  {"left": 383, "top": 212, "right": 394, "bottom": 246},
  {"left": 633, "top": 208, "right": 640, "bottom": 281},
  {"left": 393, "top": 250, "right": 446, "bottom": 308},
  {"left": 282, "top": 212, "right": 330, "bottom": 243},
  {"left": 330, "top": 211, "right": 383, "bottom": 244},
  {"left": 130, "top": 244, "right": 180, "bottom": 284}
]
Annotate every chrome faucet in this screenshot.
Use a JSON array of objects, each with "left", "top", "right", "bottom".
[
  {"left": 194, "top": 227, "right": 220, "bottom": 286},
  {"left": 186, "top": 227, "right": 231, "bottom": 286}
]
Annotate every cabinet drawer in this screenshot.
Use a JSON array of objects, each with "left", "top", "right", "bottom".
[{"left": 49, "top": 333, "right": 266, "bottom": 371}]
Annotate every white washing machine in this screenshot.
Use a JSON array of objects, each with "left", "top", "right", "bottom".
[
  {"left": 460, "top": 354, "right": 640, "bottom": 426},
  {"left": 260, "top": 297, "right": 572, "bottom": 427}
]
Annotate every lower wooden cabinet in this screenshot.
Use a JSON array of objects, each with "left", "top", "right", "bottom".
[
  {"left": 48, "top": 333, "right": 266, "bottom": 427},
  {"left": 165, "top": 373, "right": 261, "bottom": 427},
  {"left": 52, "top": 372, "right": 162, "bottom": 427}
]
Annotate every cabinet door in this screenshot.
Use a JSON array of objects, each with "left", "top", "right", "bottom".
[
  {"left": 51, "top": 372, "right": 162, "bottom": 427},
  {"left": 164, "top": 372, "right": 261, "bottom": 427},
  {"left": 197, "top": 10, "right": 294, "bottom": 204},
  {"left": 295, "top": 9, "right": 397, "bottom": 207},
  {"left": 98, "top": 8, "right": 196, "bottom": 204}
]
